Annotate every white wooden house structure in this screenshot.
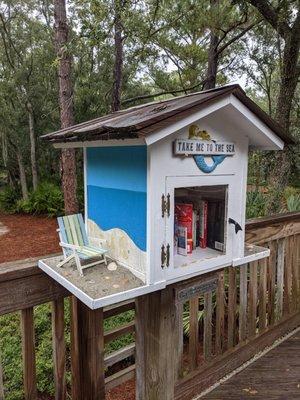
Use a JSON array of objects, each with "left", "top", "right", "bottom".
[{"left": 38, "top": 84, "right": 294, "bottom": 308}]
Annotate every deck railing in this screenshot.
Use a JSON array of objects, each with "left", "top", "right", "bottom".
[{"left": 0, "top": 211, "right": 299, "bottom": 399}]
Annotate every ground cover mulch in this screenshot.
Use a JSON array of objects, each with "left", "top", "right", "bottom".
[{"left": 0, "top": 213, "right": 60, "bottom": 264}]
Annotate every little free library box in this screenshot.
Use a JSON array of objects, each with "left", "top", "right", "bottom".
[{"left": 39, "top": 84, "right": 294, "bottom": 309}]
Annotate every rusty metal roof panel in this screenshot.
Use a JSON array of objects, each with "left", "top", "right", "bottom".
[{"left": 41, "top": 84, "right": 295, "bottom": 144}]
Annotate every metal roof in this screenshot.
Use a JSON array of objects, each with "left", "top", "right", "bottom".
[{"left": 41, "top": 84, "right": 295, "bottom": 144}]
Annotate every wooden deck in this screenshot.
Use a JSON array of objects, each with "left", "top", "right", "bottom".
[{"left": 203, "top": 331, "right": 300, "bottom": 400}]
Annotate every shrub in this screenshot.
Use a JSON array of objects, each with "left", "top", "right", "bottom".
[
  {"left": 286, "top": 194, "right": 300, "bottom": 212},
  {"left": 0, "top": 186, "right": 20, "bottom": 213},
  {"left": 17, "top": 182, "right": 64, "bottom": 217},
  {"left": 246, "top": 191, "right": 267, "bottom": 219}
]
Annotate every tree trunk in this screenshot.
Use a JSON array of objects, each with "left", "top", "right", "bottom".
[
  {"left": 17, "top": 150, "right": 28, "bottom": 201},
  {"left": 54, "top": 0, "right": 78, "bottom": 215},
  {"left": 203, "top": 0, "right": 219, "bottom": 90},
  {"left": 111, "top": 0, "right": 123, "bottom": 112},
  {"left": 26, "top": 101, "right": 38, "bottom": 191},
  {"left": 268, "top": 24, "right": 300, "bottom": 213}
]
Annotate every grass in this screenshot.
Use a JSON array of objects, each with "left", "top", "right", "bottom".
[{"left": 0, "top": 301, "right": 135, "bottom": 400}]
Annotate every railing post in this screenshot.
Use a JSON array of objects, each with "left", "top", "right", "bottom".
[
  {"left": 21, "top": 307, "right": 37, "bottom": 400},
  {"left": 70, "top": 297, "right": 105, "bottom": 400},
  {"left": 135, "top": 286, "right": 177, "bottom": 400},
  {"left": 52, "top": 298, "right": 66, "bottom": 400}
]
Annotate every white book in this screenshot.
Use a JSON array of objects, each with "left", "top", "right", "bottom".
[{"left": 177, "top": 226, "right": 188, "bottom": 256}]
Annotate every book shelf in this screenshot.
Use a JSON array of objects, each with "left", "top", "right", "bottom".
[{"left": 174, "top": 185, "right": 227, "bottom": 268}]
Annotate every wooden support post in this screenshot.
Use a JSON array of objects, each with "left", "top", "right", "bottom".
[
  {"left": 70, "top": 297, "right": 81, "bottom": 400},
  {"left": 135, "top": 286, "right": 176, "bottom": 400},
  {"left": 70, "top": 297, "right": 105, "bottom": 400},
  {"left": 21, "top": 307, "right": 37, "bottom": 400},
  {"left": 52, "top": 298, "right": 66, "bottom": 400}
]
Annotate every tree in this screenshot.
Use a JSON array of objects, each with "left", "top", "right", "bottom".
[
  {"left": 243, "top": 0, "right": 300, "bottom": 212},
  {"left": 54, "top": 0, "right": 78, "bottom": 214},
  {"left": 244, "top": 0, "right": 300, "bottom": 133},
  {"left": 111, "top": 0, "right": 124, "bottom": 112}
]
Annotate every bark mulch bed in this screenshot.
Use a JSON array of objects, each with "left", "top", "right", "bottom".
[{"left": 0, "top": 213, "right": 60, "bottom": 264}]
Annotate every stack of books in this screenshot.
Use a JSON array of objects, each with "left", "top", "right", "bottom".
[{"left": 175, "top": 199, "right": 225, "bottom": 256}]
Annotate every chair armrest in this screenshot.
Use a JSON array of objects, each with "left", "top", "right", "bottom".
[{"left": 59, "top": 242, "right": 81, "bottom": 251}]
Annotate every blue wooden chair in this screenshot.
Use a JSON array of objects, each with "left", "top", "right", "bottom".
[{"left": 56, "top": 214, "right": 108, "bottom": 276}]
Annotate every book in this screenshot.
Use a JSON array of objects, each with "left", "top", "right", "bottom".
[
  {"left": 176, "top": 203, "right": 194, "bottom": 254},
  {"left": 175, "top": 203, "right": 193, "bottom": 246},
  {"left": 177, "top": 226, "right": 188, "bottom": 256},
  {"left": 207, "top": 199, "right": 225, "bottom": 252},
  {"left": 199, "top": 200, "right": 208, "bottom": 248},
  {"left": 192, "top": 210, "right": 199, "bottom": 250}
]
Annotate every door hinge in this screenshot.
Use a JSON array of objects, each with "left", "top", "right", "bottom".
[
  {"left": 161, "top": 243, "right": 170, "bottom": 268},
  {"left": 161, "top": 193, "right": 170, "bottom": 218}
]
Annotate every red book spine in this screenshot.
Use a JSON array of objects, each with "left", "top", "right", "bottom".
[
  {"left": 200, "top": 201, "right": 208, "bottom": 248},
  {"left": 175, "top": 204, "right": 193, "bottom": 240}
]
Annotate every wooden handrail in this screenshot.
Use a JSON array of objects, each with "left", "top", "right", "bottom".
[{"left": 246, "top": 211, "right": 300, "bottom": 230}]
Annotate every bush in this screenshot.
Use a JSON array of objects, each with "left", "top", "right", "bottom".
[
  {"left": 286, "top": 194, "right": 300, "bottom": 212},
  {"left": 246, "top": 191, "right": 267, "bottom": 219},
  {"left": 0, "top": 186, "right": 20, "bottom": 213},
  {"left": 17, "top": 182, "right": 64, "bottom": 217}
]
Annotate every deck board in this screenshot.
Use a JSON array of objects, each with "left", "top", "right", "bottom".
[{"left": 202, "top": 331, "right": 300, "bottom": 399}]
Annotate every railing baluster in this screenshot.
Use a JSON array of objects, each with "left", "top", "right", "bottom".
[
  {"left": 189, "top": 297, "right": 199, "bottom": 370},
  {"left": 227, "top": 267, "right": 237, "bottom": 348},
  {"left": 284, "top": 236, "right": 293, "bottom": 315},
  {"left": 258, "top": 257, "right": 267, "bottom": 333},
  {"left": 248, "top": 260, "right": 258, "bottom": 338},
  {"left": 239, "top": 264, "right": 248, "bottom": 342},
  {"left": 52, "top": 298, "right": 66, "bottom": 400},
  {"left": 21, "top": 307, "right": 37, "bottom": 400},
  {"left": 276, "top": 238, "right": 285, "bottom": 321},
  {"left": 215, "top": 271, "right": 225, "bottom": 355},
  {"left": 203, "top": 292, "right": 213, "bottom": 360},
  {"left": 176, "top": 302, "right": 184, "bottom": 378},
  {"left": 267, "top": 240, "right": 277, "bottom": 326}
]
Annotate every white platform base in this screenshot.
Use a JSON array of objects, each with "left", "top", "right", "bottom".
[
  {"left": 232, "top": 243, "right": 270, "bottom": 267},
  {"left": 38, "top": 256, "right": 165, "bottom": 309}
]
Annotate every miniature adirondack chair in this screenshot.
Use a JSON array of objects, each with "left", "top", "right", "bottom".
[{"left": 56, "top": 214, "right": 108, "bottom": 276}]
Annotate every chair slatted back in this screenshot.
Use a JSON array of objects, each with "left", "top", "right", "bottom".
[{"left": 57, "top": 214, "right": 89, "bottom": 256}]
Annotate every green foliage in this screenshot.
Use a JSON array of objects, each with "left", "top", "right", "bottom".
[
  {"left": 286, "top": 194, "right": 300, "bottom": 212},
  {"left": 17, "top": 182, "right": 64, "bottom": 217},
  {"left": 0, "top": 300, "right": 133, "bottom": 399},
  {"left": 0, "top": 186, "right": 20, "bottom": 213},
  {"left": 246, "top": 191, "right": 267, "bottom": 219}
]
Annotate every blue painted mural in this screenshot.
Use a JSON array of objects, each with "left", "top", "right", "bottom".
[{"left": 86, "top": 146, "right": 147, "bottom": 251}]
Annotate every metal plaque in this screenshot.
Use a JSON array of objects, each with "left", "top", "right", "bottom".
[{"left": 176, "top": 277, "right": 218, "bottom": 302}]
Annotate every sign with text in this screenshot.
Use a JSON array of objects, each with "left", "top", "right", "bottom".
[
  {"left": 176, "top": 277, "right": 218, "bottom": 302},
  {"left": 174, "top": 139, "right": 235, "bottom": 156}
]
